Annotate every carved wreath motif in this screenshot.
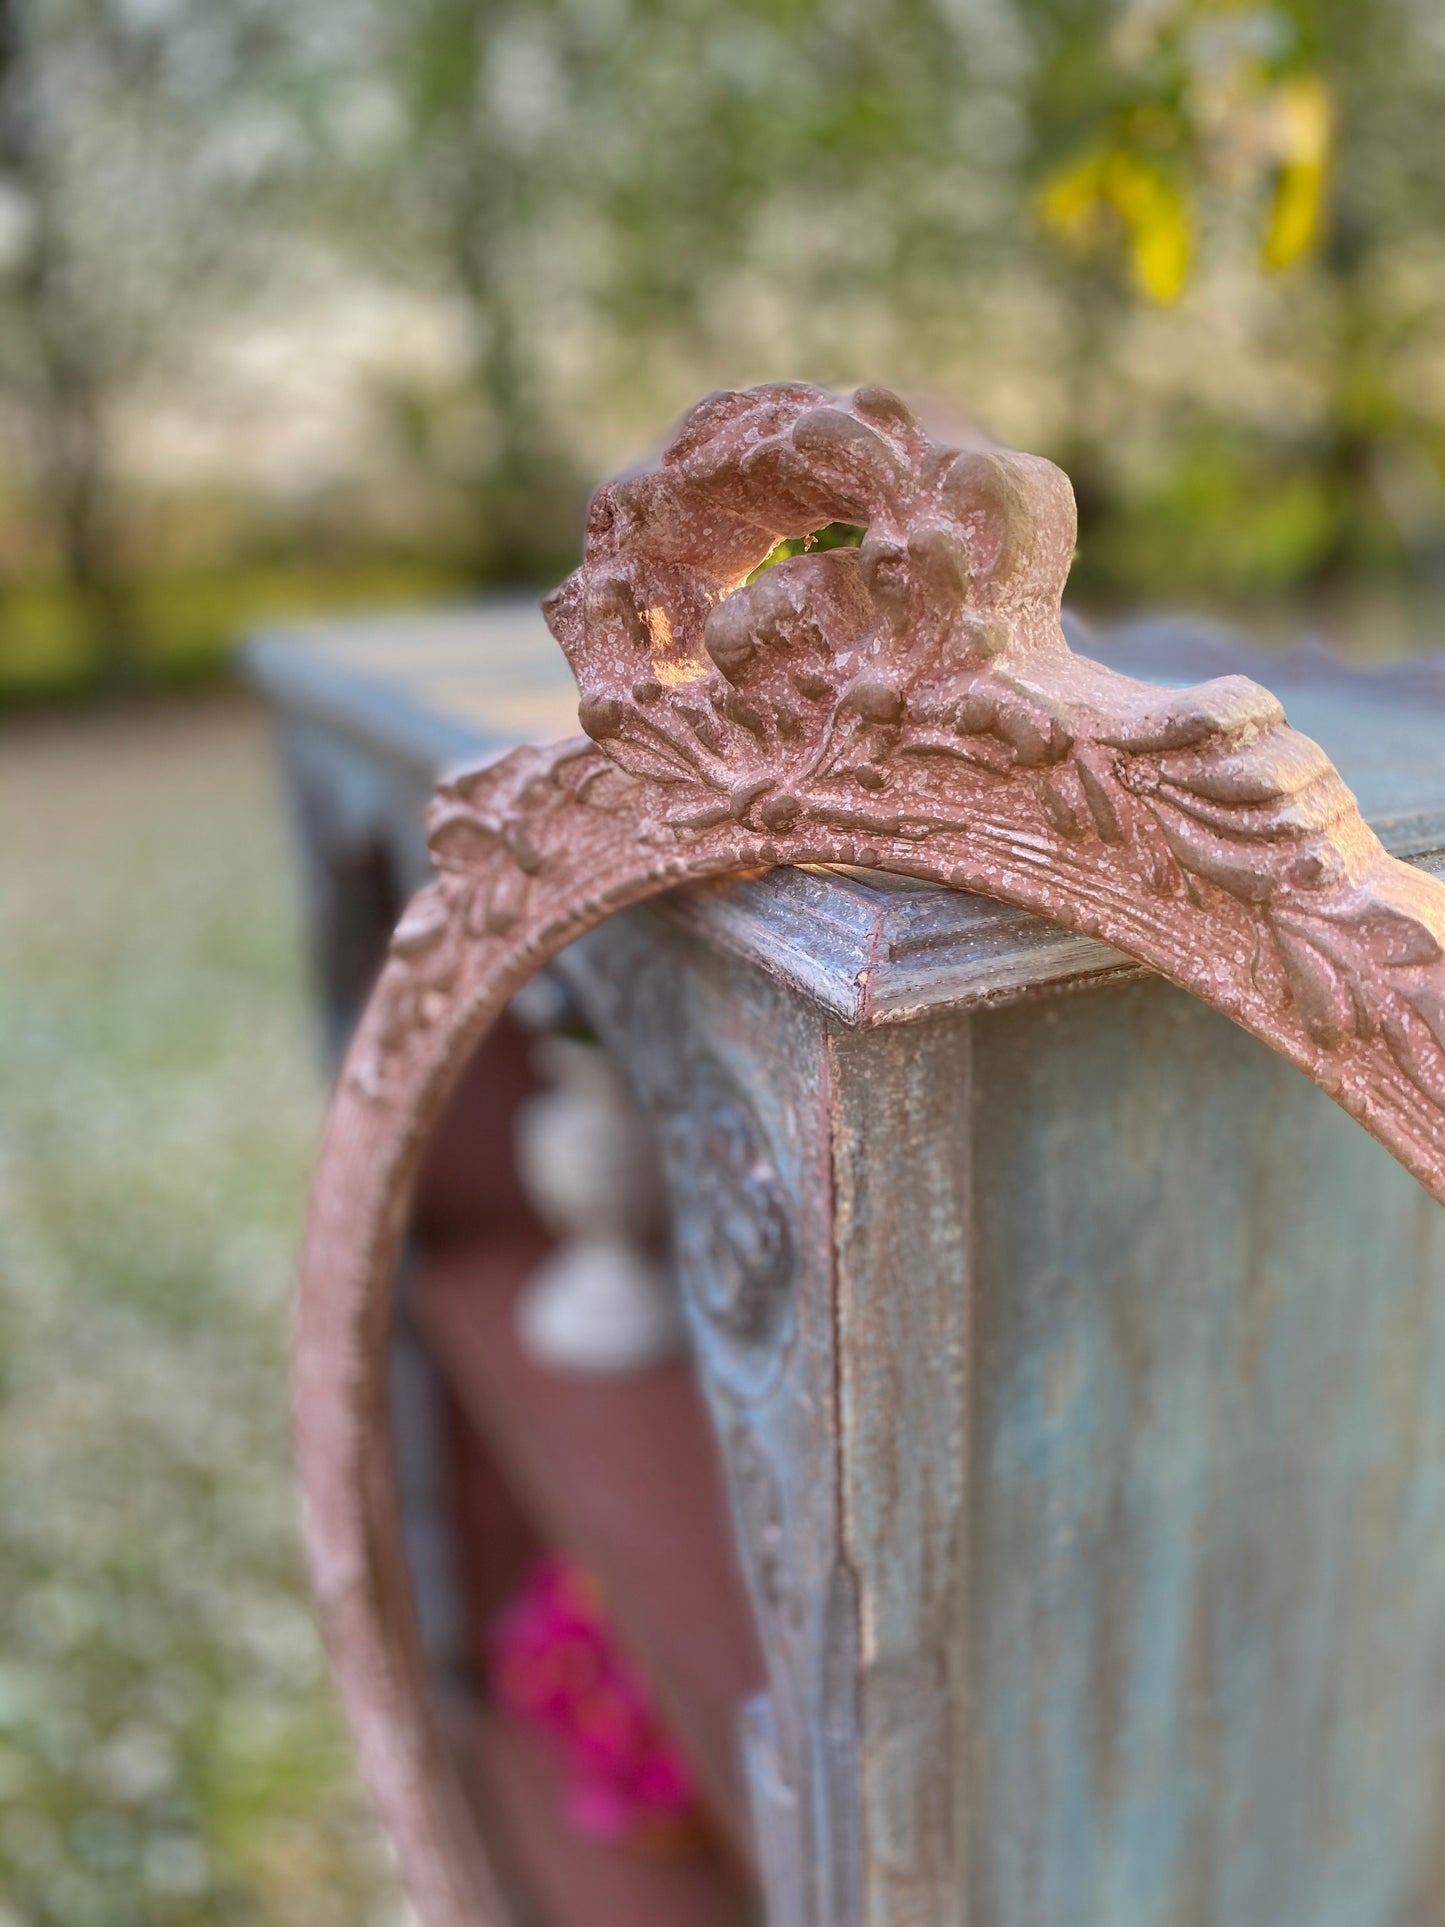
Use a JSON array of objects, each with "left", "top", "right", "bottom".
[{"left": 362, "top": 381, "right": 1445, "bottom": 1131}]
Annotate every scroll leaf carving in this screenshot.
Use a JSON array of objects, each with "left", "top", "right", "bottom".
[
  {"left": 352, "top": 738, "right": 622, "bottom": 1094},
  {"left": 299, "top": 382, "right": 1445, "bottom": 1927},
  {"left": 359, "top": 382, "right": 1445, "bottom": 1158}
]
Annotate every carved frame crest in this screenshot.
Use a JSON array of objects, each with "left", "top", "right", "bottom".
[{"left": 295, "top": 383, "right": 1445, "bottom": 1927}]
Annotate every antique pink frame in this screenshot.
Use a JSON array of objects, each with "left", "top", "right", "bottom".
[{"left": 295, "top": 384, "right": 1445, "bottom": 1927}]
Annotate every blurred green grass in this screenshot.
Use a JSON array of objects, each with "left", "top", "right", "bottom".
[
  {"left": 0, "top": 696, "right": 407, "bottom": 1927},
  {"left": 0, "top": 564, "right": 469, "bottom": 705}
]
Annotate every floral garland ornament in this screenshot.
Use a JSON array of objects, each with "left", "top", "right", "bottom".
[{"left": 296, "top": 383, "right": 1445, "bottom": 1927}]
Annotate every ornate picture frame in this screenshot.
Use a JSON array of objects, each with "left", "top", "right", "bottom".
[{"left": 295, "top": 383, "right": 1445, "bottom": 1926}]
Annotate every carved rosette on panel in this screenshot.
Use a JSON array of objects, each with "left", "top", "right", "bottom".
[
  {"left": 655, "top": 1051, "right": 797, "bottom": 1396},
  {"left": 297, "top": 381, "right": 1445, "bottom": 1927}
]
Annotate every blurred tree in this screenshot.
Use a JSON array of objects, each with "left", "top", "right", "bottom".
[
  {"left": 1031, "top": 0, "right": 1445, "bottom": 600},
  {"left": 342, "top": 0, "right": 1037, "bottom": 583},
  {"left": 356, "top": 0, "right": 589, "bottom": 586},
  {"left": 0, "top": 0, "right": 318, "bottom": 687},
  {"left": 348, "top": 0, "right": 1445, "bottom": 609},
  {"left": 0, "top": 0, "right": 141, "bottom": 684},
  {"left": 4, "top": 0, "right": 1445, "bottom": 696},
  {"left": 1037, "top": 0, "right": 1331, "bottom": 304}
]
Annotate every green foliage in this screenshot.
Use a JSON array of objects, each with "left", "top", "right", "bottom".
[
  {"left": 1036, "top": 1, "right": 1333, "bottom": 301},
  {"left": 4, "top": 0, "right": 1445, "bottom": 701},
  {"left": 1075, "top": 428, "right": 1343, "bottom": 598},
  {"left": 0, "top": 704, "right": 404, "bottom": 1924},
  {"left": 1030, "top": 0, "right": 1445, "bottom": 597},
  {"left": 0, "top": 0, "right": 341, "bottom": 691},
  {"left": 339, "top": 0, "right": 1445, "bottom": 614},
  {"left": 748, "top": 521, "right": 867, "bottom": 583},
  {"left": 0, "top": 562, "right": 470, "bottom": 704}
]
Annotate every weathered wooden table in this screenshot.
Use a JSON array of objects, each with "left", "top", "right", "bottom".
[{"left": 251, "top": 602, "right": 1445, "bottom": 1927}]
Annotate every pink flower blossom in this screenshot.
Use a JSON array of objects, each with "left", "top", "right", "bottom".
[{"left": 488, "top": 1557, "right": 699, "bottom": 1845}]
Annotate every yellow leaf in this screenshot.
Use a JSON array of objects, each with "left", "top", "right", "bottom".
[
  {"left": 1263, "top": 76, "right": 1331, "bottom": 270},
  {"left": 1130, "top": 193, "right": 1192, "bottom": 302},
  {"left": 1038, "top": 147, "right": 1112, "bottom": 250},
  {"left": 1264, "top": 162, "right": 1325, "bottom": 269},
  {"left": 1106, "top": 154, "right": 1192, "bottom": 303},
  {"left": 1039, "top": 143, "right": 1192, "bottom": 300}
]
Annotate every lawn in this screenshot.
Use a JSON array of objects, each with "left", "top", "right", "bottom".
[
  {"left": 0, "top": 694, "right": 407, "bottom": 1926},
  {"left": 0, "top": 563, "right": 469, "bottom": 704}
]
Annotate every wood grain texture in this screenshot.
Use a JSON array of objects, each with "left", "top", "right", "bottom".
[
  {"left": 828, "top": 1017, "right": 974, "bottom": 1924},
  {"left": 656, "top": 863, "right": 1146, "bottom": 1024},
  {"left": 294, "top": 382, "right": 1445, "bottom": 1926},
  {"left": 967, "top": 980, "right": 1445, "bottom": 1927},
  {"left": 571, "top": 917, "right": 1445, "bottom": 1927}
]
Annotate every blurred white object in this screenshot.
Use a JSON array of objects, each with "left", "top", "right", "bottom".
[{"left": 514, "top": 1036, "right": 687, "bottom": 1373}]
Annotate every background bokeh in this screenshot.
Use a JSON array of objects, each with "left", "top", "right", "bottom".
[
  {"left": 2, "top": 0, "right": 1445, "bottom": 703},
  {"left": 2, "top": 2, "right": 1444, "bottom": 1921}
]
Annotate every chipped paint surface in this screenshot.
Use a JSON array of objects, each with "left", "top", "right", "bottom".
[{"left": 972, "top": 982, "right": 1445, "bottom": 1927}]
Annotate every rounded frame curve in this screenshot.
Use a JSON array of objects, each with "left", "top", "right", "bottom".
[{"left": 296, "top": 384, "right": 1445, "bottom": 1927}]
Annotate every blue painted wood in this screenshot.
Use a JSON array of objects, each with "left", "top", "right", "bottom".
[
  {"left": 246, "top": 600, "right": 580, "bottom": 779},
  {"left": 246, "top": 603, "right": 1445, "bottom": 861},
  {"left": 970, "top": 980, "right": 1445, "bottom": 1927},
  {"left": 249, "top": 600, "right": 1445, "bottom": 1926},
  {"left": 558, "top": 893, "right": 1445, "bottom": 1926},
  {"left": 245, "top": 603, "right": 1445, "bottom": 1034}
]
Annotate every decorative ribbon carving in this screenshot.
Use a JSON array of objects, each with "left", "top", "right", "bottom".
[{"left": 296, "top": 384, "right": 1445, "bottom": 1927}]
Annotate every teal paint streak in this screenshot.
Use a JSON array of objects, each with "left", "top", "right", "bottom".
[{"left": 972, "top": 981, "right": 1445, "bottom": 1927}]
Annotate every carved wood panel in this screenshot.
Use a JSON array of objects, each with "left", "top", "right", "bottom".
[{"left": 556, "top": 910, "right": 861, "bottom": 1927}]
